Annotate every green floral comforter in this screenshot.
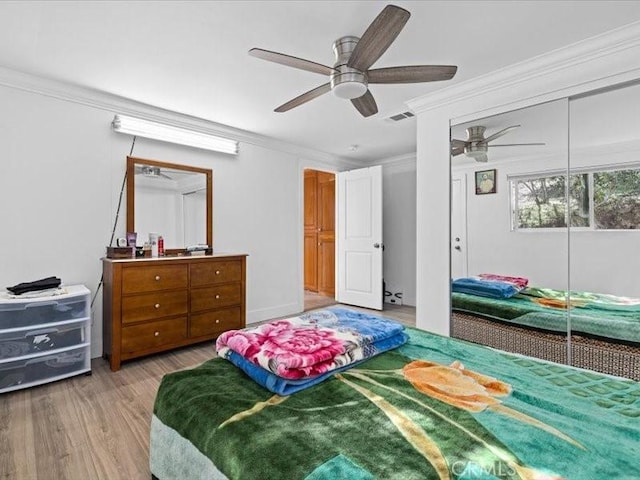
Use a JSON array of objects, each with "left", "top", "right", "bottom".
[
  {"left": 452, "top": 289, "right": 640, "bottom": 343},
  {"left": 151, "top": 327, "right": 640, "bottom": 480}
]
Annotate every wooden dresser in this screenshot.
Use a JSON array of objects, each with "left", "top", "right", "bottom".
[{"left": 102, "top": 253, "right": 247, "bottom": 371}]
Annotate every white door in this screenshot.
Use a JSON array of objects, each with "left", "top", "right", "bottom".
[
  {"left": 451, "top": 174, "right": 468, "bottom": 279},
  {"left": 336, "top": 166, "right": 383, "bottom": 310}
]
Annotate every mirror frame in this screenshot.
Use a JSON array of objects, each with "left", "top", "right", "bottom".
[{"left": 126, "top": 156, "right": 213, "bottom": 249}]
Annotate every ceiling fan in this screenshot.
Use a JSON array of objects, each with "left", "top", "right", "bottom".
[
  {"left": 450, "top": 125, "right": 546, "bottom": 163},
  {"left": 249, "top": 4, "right": 457, "bottom": 117},
  {"left": 135, "top": 165, "right": 172, "bottom": 179}
]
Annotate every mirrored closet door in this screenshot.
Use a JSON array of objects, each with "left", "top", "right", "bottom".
[
  {"left": 568, "top": 82, "right": 640, "bottom": 380},
  {"left": 449, "top": 99, "right": 571, "bottom": 364}
]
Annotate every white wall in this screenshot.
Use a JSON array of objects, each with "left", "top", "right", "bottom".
[
  {"left": 407, "top": 23, "right": 640, "bottom": 335},
  {"left": 382, "top": 156, "right": 416, "bottom": 307},
  {"left": 1, "top": 87, "right": 116, "bottom": 355},
  {"left": 135, "top": 180, "right": 182, "bottom": 248},
  {"left": 0, "top": 77, "right": 353, "bottom": 358}
]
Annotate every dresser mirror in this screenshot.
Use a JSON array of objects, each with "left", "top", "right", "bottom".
[{"left": 126, "top": 156, "right": 212, "bottom": 251}]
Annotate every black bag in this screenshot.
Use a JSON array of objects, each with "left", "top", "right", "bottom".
[{"left": 7, "top": 276, "right": 62, "bottom": 295}]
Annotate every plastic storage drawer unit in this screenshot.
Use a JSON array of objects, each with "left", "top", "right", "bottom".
[
  {"left": 0, "top": 345, "right": 90, "bottom": 391},
  {"left": 0, "top": 285, "right": 89, "bottom": 329},
  {"left": 0, "top": 319, "right": 88, "bottom": 360},
  {"left": 0, "top": 285, "right": 91, "bottom": 393}
]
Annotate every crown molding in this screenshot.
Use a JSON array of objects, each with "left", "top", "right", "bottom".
[
  {"left": 0, "top": 65, "right": 347, "bottom": 165},
  {"left": 377, "top": 152, "right": 416, "bottom": 170},
  {"left": 407, "top": 21, "right": 640, "bottom": 115}
]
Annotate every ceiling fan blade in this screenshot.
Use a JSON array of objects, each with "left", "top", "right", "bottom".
[
  {"left": 488, "top": 143, "right": 546, "bottom": 147},
  {"left": 274, "top": 83, "right": 332, "bottom": 113},
  {"left": 347, "top": 5, "right": 410, "bottom": 71},
  {"left": 475, "top": 153, "right": 489, "bottom": 163},
  {"left": 368, "top": 65, "right": 457, "bottom": 84},
  {"left": 483, "top": 125, "right": 521, "bottom": 144},
  {"left": 249, "top": 48, "right": 334, "bottom": 76},
  {"left": 451, "top": 139, "right": 467, "bottom": 149},
  {"left": 351, "top": 90, "right": 378, "bottom": 117},
  {"left": 451, "top": 147, "right": 465, "bottom": 157}
]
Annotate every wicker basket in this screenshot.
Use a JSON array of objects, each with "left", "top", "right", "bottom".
[{"left": 451, "top": 311, "right": 640, "bottom": 381}]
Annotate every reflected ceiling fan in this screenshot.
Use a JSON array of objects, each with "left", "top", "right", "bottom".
[
  {"left": 450, "top": 125, "right": 545, "bottom": 163},
  {"left": 249, "top": 4, "right": 457, "bottom": 117},
  {"left": 135, "top": 165, "right": 172, "bottom": 179}
]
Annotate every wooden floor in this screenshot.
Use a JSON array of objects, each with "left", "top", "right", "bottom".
[
  {"left": 303, "top": 290, "right": 337, "bottom": 310},
  {"left": 0, "top": 304, "right": 415, "bottom": 480}
]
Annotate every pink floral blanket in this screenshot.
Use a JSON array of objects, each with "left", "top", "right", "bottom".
[{"left": 215, "top": 308, "right": 408, "bottom": 394}]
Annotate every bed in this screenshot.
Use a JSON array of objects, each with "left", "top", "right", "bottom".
[
  {"left": 451, "top": 285, "right": 640, "bottom": 381},
  {"left": 150, "top": 309, "right": 640, "bottom": 480}
]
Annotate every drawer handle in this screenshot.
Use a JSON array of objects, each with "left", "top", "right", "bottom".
[
  {"left": 215, "top": 319, "right": 220, "bottom": 324},
  {"left": 215, "top": 294, "right": 220, "bottom": 299},
  {"left": 154, "top": 331, "right": 160, "bottom": 337},
  {"left": 215, "top": 270, "right": 221, "bottom": 275},
  {"left": 155, "top": 275, "right": 161, "bottom": 281},
  {"left": 155, "top": 303, "right": 160, "bottom": 309}
]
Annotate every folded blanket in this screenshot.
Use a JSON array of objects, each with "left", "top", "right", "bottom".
[
  {"left": 452, "top": 277, "right": 521, "bottom": 299},
  {"left": 478, "top": 273, "right": 529, "bottom": 289},
  {"left": 216, "top": 308, "right": 408, "bottom": 395}
]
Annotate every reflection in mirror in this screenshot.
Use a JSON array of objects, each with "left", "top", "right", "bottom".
[
  {"left": 126, "top": 157, "right": 212, "bottom": 250},
  {"left": 449, "top": 100, "right": 570, "bottom": 365},
  {"left": 568, "top": 82, "right": 640, "bottom": 380}
]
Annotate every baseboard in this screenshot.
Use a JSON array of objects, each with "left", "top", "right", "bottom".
[{"left": 246, "top": 302, "right": 302, "bottom": 324}]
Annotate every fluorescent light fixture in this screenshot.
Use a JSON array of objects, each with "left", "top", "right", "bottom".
[{"left": 112, "top": 115, "right": 238, "bottom": 155}]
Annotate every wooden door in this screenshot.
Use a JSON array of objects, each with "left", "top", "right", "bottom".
[
  {"left": 304, "top": 231, "right": 318, "bottom": 291},
  {"left": 304, "top": 170, "right": 319, "bottom": 291},
  {"left": 303, "top": 169, "right": 335, "bottom": 296},
  {"left": 317, "top": 172, "right": 335, "bottom": 296}
]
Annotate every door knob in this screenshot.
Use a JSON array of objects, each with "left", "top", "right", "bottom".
[
  {"left": 454, "top": 246, "right": 461, "bottom": 251},
  {"left": 373, "top": 243, "right": 381, "bottom": 249}
]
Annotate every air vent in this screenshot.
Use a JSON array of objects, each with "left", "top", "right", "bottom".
[{"left": 386, "top": 111, "right": 415, "bottom": 122}]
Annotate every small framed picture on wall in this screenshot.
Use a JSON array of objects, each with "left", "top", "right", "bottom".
[{"left": 475, "top": 169, "right": 497, "bottom": 195}]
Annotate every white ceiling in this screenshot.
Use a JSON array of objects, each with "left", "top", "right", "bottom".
[{"left": 1, "top": 1, "right": 639, "bottom": 163}]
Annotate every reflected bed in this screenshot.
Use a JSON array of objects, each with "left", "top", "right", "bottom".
[{"left": 451, "top": 289, "right": 640, "bottom": 380}]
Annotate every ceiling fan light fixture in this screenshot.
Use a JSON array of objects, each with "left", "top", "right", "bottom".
[
  {"left": 331, "top": 36, "right": 368, "bottom": 100},
  {"left": 332, "top": 78, "right": 368, "bottom": 99}
]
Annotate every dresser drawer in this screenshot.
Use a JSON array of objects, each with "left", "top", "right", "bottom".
[
  {"left": 122, "top": 265, "right": 188, "bottom": 294},
  {"left": 121, "top": 317, "right": 187, "bottom": 354},
  {"left": 121, "top": 291, "right": 188, "bottom": 325},
  {"left": 190, "top": 307, "right": 242, "bottom": 338},
  {"left": 191, "top": 284, "right": 242, "bottom": 313},
  {"left": 190, "top": 261, "right": 242, "bottom": 287}
]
